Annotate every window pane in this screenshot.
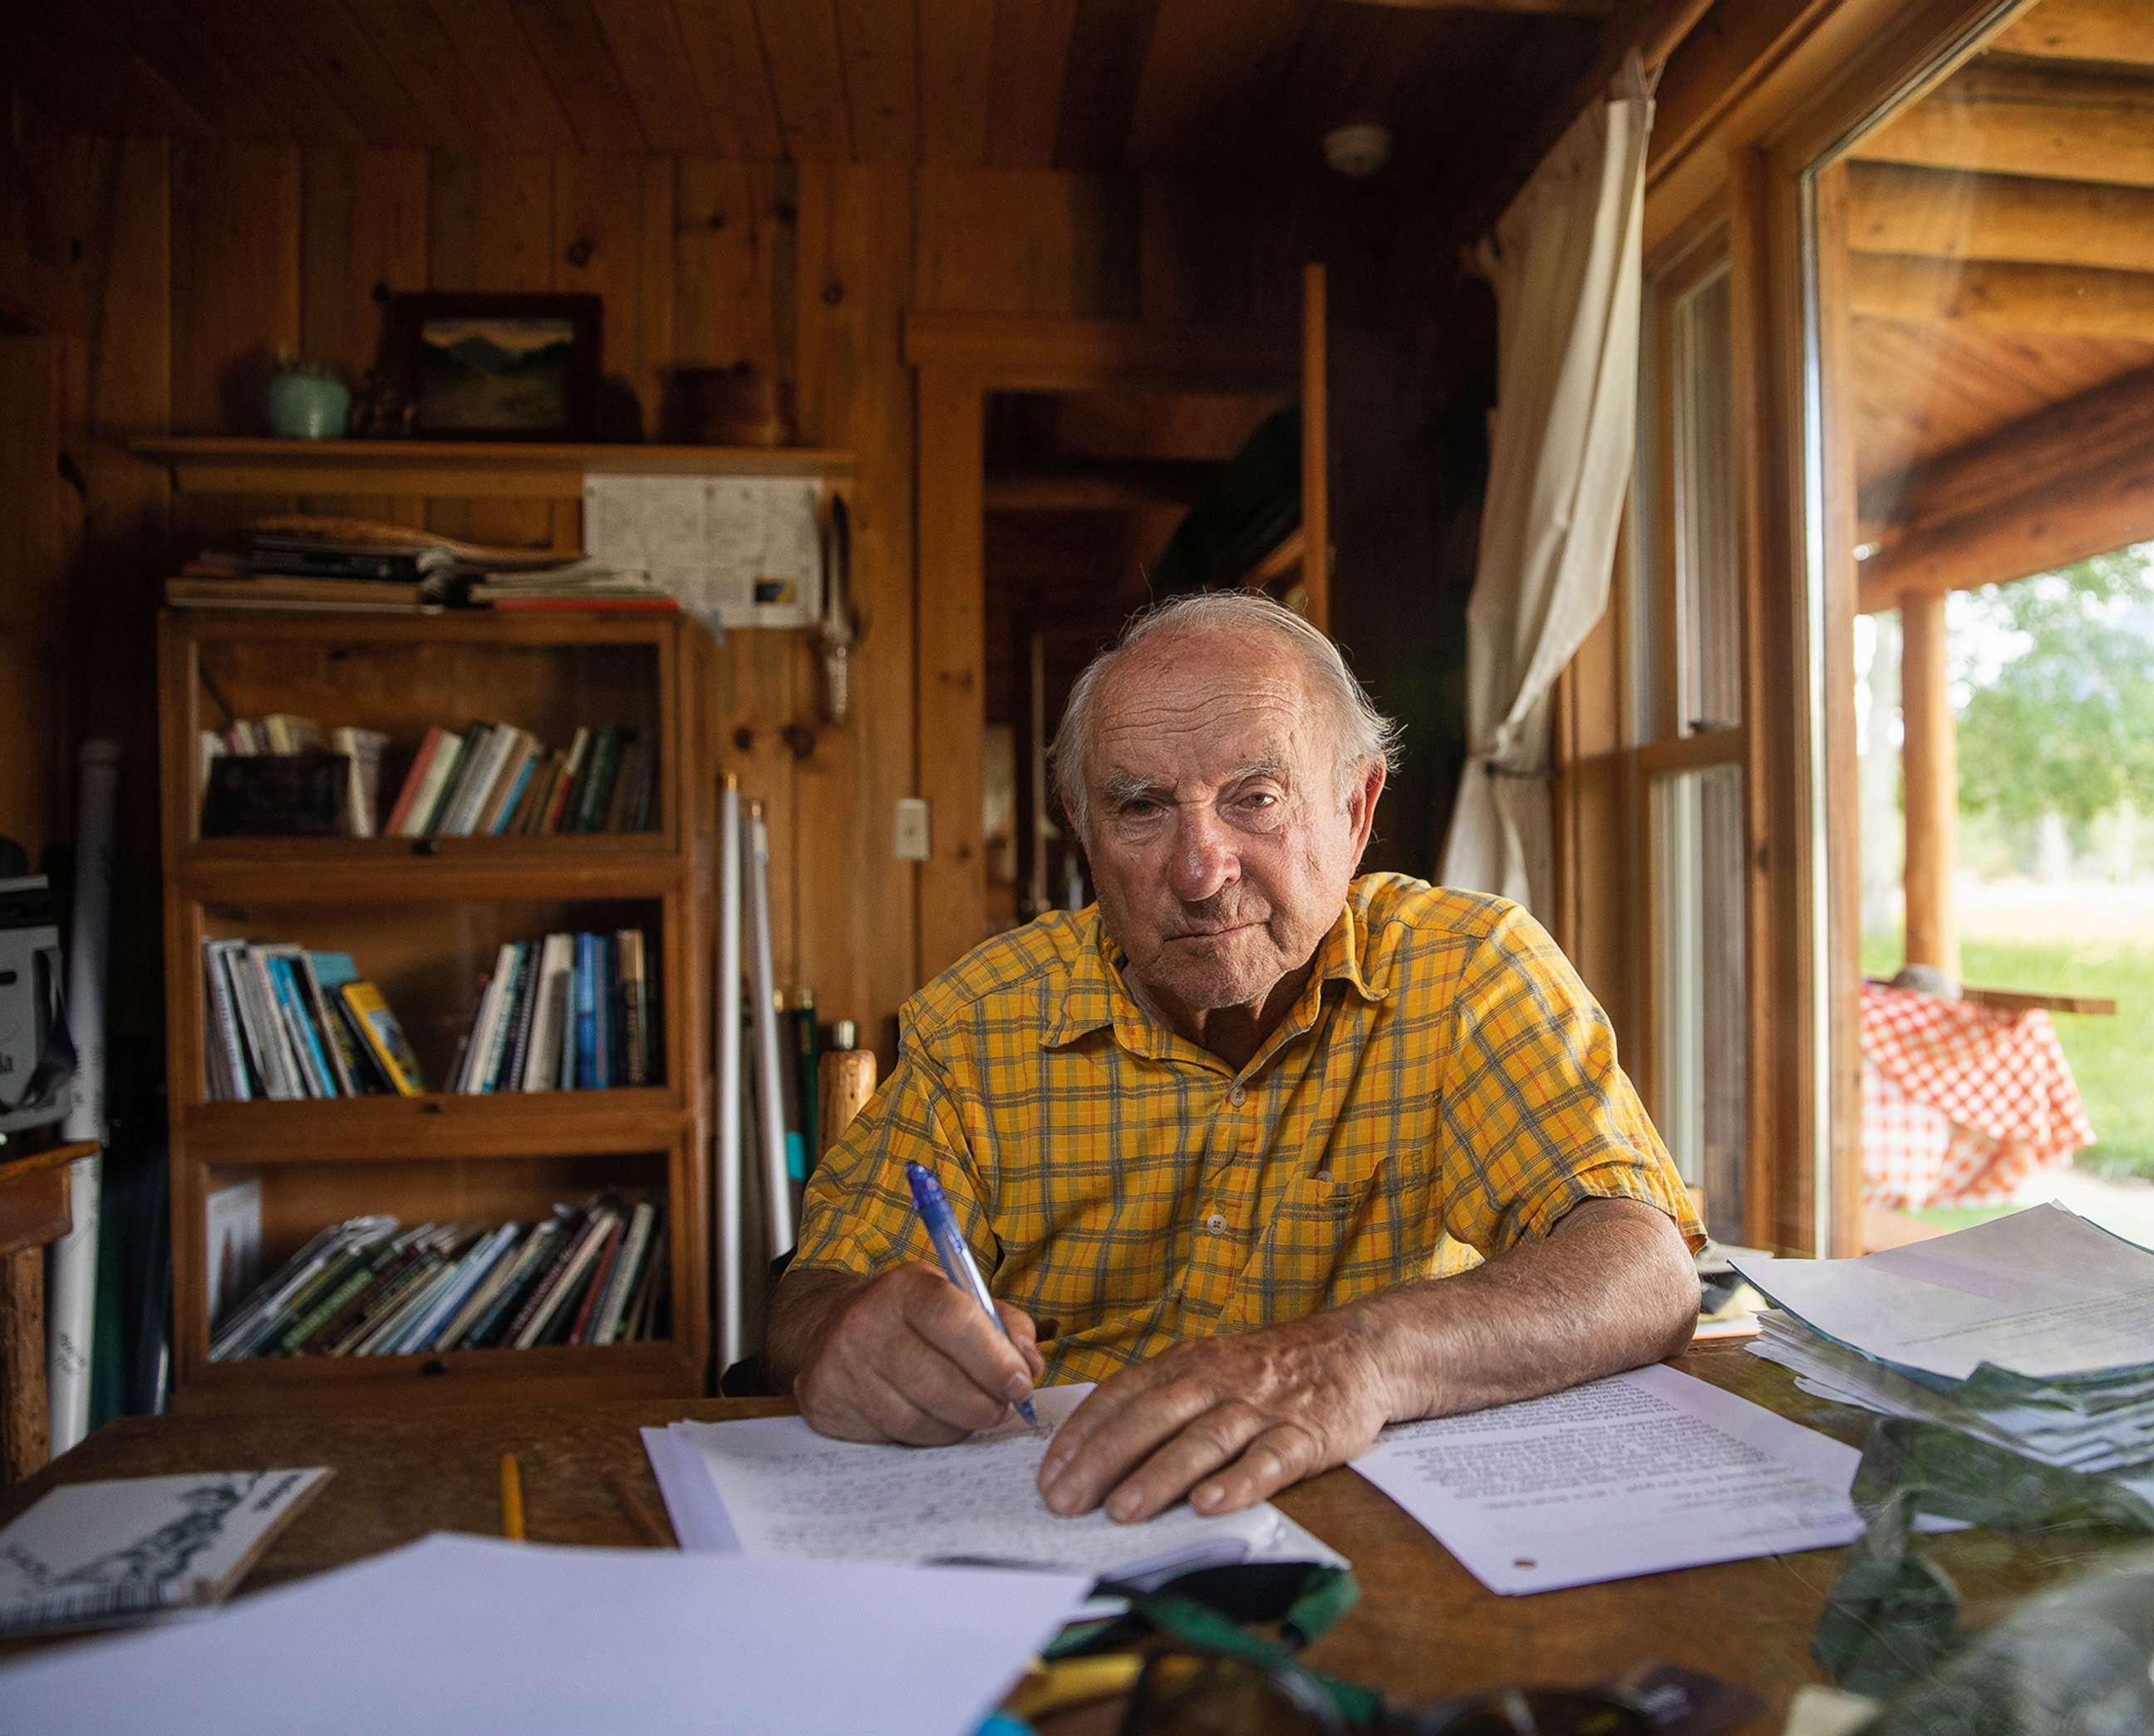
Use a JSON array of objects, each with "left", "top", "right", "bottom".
[
  {"left": 1653, "top": 763, "right": 1748, "bottom": 1241},
  {"left": 1672, "top": 268, "right": 1742, "bottom": 734}
]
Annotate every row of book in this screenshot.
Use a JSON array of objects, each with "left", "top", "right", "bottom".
[
  {"left": 386, "top": 721, "right": 654, "bottom": 838},
  {"left": 209, "top": 1197, "right": 668, "bottom": 1360},
  {"left": 450, "top": 932, "right": 657, "bottom": 1095},
  {"left": 202, "top": 942, "right": 424, "bottom": 1101}
]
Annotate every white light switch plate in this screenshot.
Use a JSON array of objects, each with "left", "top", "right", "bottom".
[{"left": 894, "top": 798, "right": 931, "bottom": 861}]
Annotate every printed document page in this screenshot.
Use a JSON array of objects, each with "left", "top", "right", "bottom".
[
  {"left": 655, "top": 1382, "right": 1343, "bottom": 1580},
  {"left": 1732, "top": 1204, "right": 2154, "bottom": 1381},
  {"left": 1351, "top": 1365, "right": 1878, "bottom": 1595},
  {"left": 0, "top": 1534, "right": 1090, "bottom": 1736}
]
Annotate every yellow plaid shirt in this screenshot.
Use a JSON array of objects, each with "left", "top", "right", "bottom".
[{"left": 794, "top": 874, "right": 1703, "bottom": 1386}]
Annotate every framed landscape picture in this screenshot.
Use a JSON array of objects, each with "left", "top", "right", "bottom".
[{"left": 382, "top": 293, "right": 601, "bottom": 440}]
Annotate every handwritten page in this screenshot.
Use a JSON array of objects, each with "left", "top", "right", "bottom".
[
  {"left": 582, "top": 475, "right": 821, "bottom": 627},
  {"left": 1352, "top": 1365, "right": 1882, "bottom": 1595},
  {"left": 655, "top": 1382, "right": 1344, "bottom": 1581},
  {"left": 0, "top": 1534, "right": 1089, "bottom": 1736}
]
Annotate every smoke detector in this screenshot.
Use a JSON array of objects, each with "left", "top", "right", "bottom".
[{"left": 1324, "top": 123, "right": 1391, "bottom": 178}]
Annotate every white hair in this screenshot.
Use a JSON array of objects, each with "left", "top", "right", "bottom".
[{"left": 1050, "top": 592, "right": 1402, "bottom": 838}]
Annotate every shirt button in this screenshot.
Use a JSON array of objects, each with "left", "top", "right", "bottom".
[
  {"left": 1315, "top": 1170, "right": 1332, "bottom": 1183},
  {"left": 1205, "top": 1212, "right": 1228, "bottom": 1233},
  {"left": 1227, "top": 1086, "right": 1247, "bottom": 1107}
]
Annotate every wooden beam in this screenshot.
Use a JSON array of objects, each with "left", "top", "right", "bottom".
[
  {"left": 902, "top": 312, "right": 1296, "bottom": 386},
  {"left": 1847, "top": 163, "right": 2154, "bottom": 275},
  {"left": 1857, "top": 364, "right": 2154, "bottom": 610},
  {"left": 1900, "top": 589, "right": 1959, "bottom": 980},
  {"left": 1848, "top": 252, "right": 2154, "bottom": 340},
  {"left": 983, "top": 460, "right": 1212, "bottom": 512},
  {"left": 1991, "top": 0, "right": 2154, "bottom": 70},
  {"left": 1848, "top": 61, "right": 2154, "bottom": 191}
]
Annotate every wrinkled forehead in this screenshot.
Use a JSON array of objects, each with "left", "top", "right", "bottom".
[{"left": 1087, "top": 629, "right": 1325, "bottom": 785}]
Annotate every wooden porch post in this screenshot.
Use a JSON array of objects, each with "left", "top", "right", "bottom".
[{"left": 1900, "top": 588, "right": 1960, "bottom": 977}]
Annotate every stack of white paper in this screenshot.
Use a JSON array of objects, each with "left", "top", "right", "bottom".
[
  {"left": 1733, "top": 1205, "right": 2154, "bottom": 1482},
  {"left": 0, "top": 1533, "right": 1089, "bottom": 1736},
  {"left": 645, "top": 1382, "right": 1345, "bottom": 1583}
]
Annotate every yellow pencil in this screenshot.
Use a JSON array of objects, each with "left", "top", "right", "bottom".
[{"left": 500, "top": 1452, "right": 525, "bottom": 1542}]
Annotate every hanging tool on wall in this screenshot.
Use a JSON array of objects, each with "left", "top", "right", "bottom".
[{"left": 818, "top": 494, "right": 858, "bottom": 725}]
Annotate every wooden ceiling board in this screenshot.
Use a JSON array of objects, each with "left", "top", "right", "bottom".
[
  {"left": 919, "top": 0, "right": 1000, "bottom": 166},
  {"left": 347, "top": 0, "right": 510, "bottom": 152},
  {"left": 1992, "top": 0, "right": 2154, "bottom": 70},
  {"left": 83, "top": 0, "right": 289, "bottom": 141},
  {"left": 1847, "top": 162, "right": 2154, "bottom": 275},
  {"left": 1053, "top": 0, "right": 1162, "bottom": 171},
  {"left": 11, "top": 12, "right": 215, "bottom": 143},
  {"left": 1124, "top": 0, "right": 1316, "bottom": 167},
  {"left": 834, "top": 0, "right": 921, "bottom": 165},
  {"left": 419, "top": 0, "right": 583, "bottom": 152},
  {"left": 509, "top": 0, "right": 651, "bottom": 153},
  {"left": 278, "top": 0, "right": 445, "bottom": 152},
  {"left": 1847, "top": 313, "right": 2154, "bottom": 483},
  {"left": 189, "top": 0, "right": 371, "bottom": 145},
  {"left": 753, "top": 0, "right": 855, "bottom": 163},
  {"left": 586, "top": 0, "right": 725, "bottom": 155},
  {"left": 669, "top": 0, "right": 786, "bottom": 160},
  {"left": 990, "top": 0, "right": 1083, "bottom": 170}
]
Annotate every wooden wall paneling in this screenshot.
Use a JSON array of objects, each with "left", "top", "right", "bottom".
[
  {"left": 752, "top": 0, "right": 856, "bottom": 164},
  {"left": 913, "top": 170, "right": 1139, "bottom": 316},
  {"left": 989, "top": 0, "right": 1081, "bottom": 170},
  {"left": 425, "top": 151, "right": 559, "bottom": 547},
  {"left": 298, "top": 146, "right": 429, "bottom": 525},
  {"left": 87, "top": 0, "right": 292, "bottom": 143},
  {"left": 585, "top": 0, "right": 723, "bottom": 155},
  {"left": 1054, "top": 0, "right": 1163, "bottom": 171},
  {"left": 920, "top": 0, "right": 1001, "bottom": 167},
  {"left": 671, "top": 1, "right": 786, "bottom": 160},
  {"left": 834, "top": 0, "right": 921, "bottom": 166},
  {"left": 794, "top": 162, "right": 919, "bottom": 1058},
  {"left": 276, "top": 0, "right": 440, "bottom": 151},
  {"left": 672, "top": 160, "right": 794, "bottom": 383},
  {"left": 418, "top": 0, "right": 583, "bottom": 151},
  {"left": 915, "top": 371, "right": 990, "bottom": 979},
  {"left": 508, "top": 0, "right": 649, "bottom": 154},
  {"left": 1548, "top": 573, "right": 1629, "bottom": 1037},
  {"left": 553, "top": 153, "right": 676, "bottom": 440},
  {"left": 8, "top": 12, "right": 213, "bottom": 145},
  {"left": 0, "top": 338, "right": 68, "bottom": 863}
]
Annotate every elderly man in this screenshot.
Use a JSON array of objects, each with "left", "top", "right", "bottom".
[{"left": 765, "top": 593, "right": 1701, "bottom": 1527}]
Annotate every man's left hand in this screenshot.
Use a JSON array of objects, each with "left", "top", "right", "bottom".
[{"left": 1035, "top": 1315, "right": 1398, "bottom": 1522}]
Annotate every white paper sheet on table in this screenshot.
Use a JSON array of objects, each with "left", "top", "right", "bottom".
[
  {"left": 0, "top": 1532, "right": 1090, "bottom": 1736},
  {"left": 647, "top": 1382, "right": 1345, "bottom": 1583},
  {"left": 1731, "top": 1204, "right": 2154, "bottom": 1382},
  {"left": 1350, "top": 1364, "right": 1934, "bottom": 1596}
]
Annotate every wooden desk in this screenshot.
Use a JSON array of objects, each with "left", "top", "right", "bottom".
[{"left": 0, "top": 1343, "right": 2109, "bottom": 1724}]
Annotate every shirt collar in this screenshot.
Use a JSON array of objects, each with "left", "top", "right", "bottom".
[{"left": 1043, "top": 897, "right": 1385, "bottom": 1052}]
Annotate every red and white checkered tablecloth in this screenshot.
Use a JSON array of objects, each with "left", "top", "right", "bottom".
[{"left": 1861, "top": 980, "right": 2097, "bottom": 1209}]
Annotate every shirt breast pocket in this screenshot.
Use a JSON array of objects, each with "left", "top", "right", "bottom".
[{"left": 1245, "top": 1153, "right": 1427, "bottom": 1324}]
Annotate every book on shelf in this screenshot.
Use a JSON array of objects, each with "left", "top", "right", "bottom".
[
  {"left": 197, "top": 711, "right": 657, "bottom": 841},
  {"left": 452, "top": 930, "right": 658, "bottom": 1094},
  {"left": 208, "top": 1199, "right": 667, "bottom": 1362},
  {"left": 200, "top": 942, "right": 421, "bottom": 1101}
]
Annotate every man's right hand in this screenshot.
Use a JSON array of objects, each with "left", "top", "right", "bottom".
[{"left": 788, "top": 1263, "right": 1045, "bottom": 1445}]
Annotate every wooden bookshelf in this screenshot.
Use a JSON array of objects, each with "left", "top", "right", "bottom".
[
  {"left": 159, "top": 607, "right": 713, "bottom": 1414},
  {"left": 132, "top": 435, "right": 853, "bottom": 499}
]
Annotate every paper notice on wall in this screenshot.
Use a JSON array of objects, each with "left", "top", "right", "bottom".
[{"left": 583, "top": 475, "right": 822, "bottom": 627}]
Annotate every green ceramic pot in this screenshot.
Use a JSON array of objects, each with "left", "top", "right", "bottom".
[{"left": 266, "top": 366, "right": 351, "bottom": 440}]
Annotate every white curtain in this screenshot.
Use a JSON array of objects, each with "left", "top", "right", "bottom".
[{"left": 1438, "top": 58, "right": 1654, "bottom": 916}]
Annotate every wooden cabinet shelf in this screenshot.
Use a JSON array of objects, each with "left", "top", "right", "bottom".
[
  {"left": 161, "top": 608, "right": 713, "bottom": 1414},
  {"left": 133, "top": 435, "right": 853, "bottom": 498}
]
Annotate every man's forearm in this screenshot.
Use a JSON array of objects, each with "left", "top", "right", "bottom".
[
  {"left": 763, "top": 1266, "right": 870, "bottom": 1393},
  {"left": 1342, "top": 1197, "right": 1700, "bottom": 1424}
]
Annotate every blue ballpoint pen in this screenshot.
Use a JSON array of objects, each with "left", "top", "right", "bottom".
[{"left": 905, "top": 1161, "right": 1040, "bottom": 1427}]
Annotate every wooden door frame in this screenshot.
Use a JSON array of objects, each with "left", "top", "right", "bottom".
[{"left": 902, "top": 309, "right": 1308, "bottom": 981}]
